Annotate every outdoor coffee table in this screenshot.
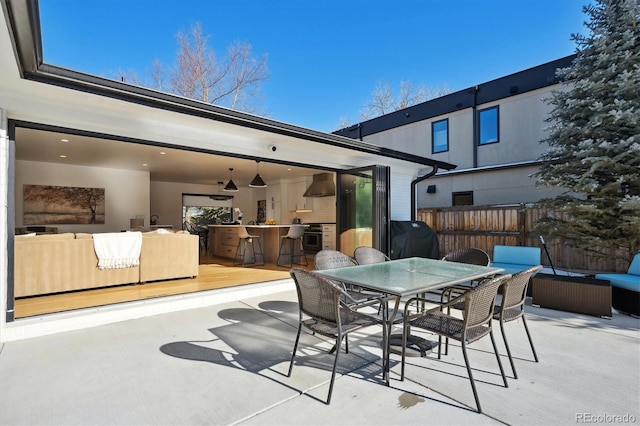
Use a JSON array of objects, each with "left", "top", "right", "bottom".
[{"left": 315, "top": 257, "right": 504, "bottom": 359}]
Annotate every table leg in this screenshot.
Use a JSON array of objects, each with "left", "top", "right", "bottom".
[{"left": 387, "top": 295, "right": 438, "bottom": 358}]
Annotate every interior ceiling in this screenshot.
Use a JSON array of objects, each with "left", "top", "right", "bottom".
[{"left": 15, "top": 127, "right": 324, "bottom": 187}]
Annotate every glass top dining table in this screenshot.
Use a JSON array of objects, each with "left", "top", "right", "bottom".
[
  {"left": 314, "top": 257, "right": 505, "bottom": 298},
  {"left": 314, "top": 257, "right": 505, "bottom": 359}
]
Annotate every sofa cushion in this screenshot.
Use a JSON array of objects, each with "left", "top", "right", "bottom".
[
  {"left": 492, "top": 245, "right": 541, "bottom": 265},
  {"left": 490, "top": 262, "right": 539, "bottom": 276},
  {"left": 595, "top": 273, "right": 640, "bottom": 292},
  {"left": 15, "top": 232, "right": 36, "bottom": 238},
  {"left": 628, "top": 254, "right": 640, "bottom": 275},
  {"left": 74, "top": 233, "right": 93, "bottom": 239},
  {"left": 18, "top": 232, "right": 75, "bottom": 241}
]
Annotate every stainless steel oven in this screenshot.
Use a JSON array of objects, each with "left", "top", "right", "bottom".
[{"left": 302, "top": 223, "right": 323, "bottom": 253}]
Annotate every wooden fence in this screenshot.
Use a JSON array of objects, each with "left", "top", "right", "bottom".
[{"left": 417, "top": 204, "right": 630, "bottom": 274}]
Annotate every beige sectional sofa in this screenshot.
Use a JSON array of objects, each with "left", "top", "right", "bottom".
[
  {"left": 14, "top": 231, "right": 199, "bottom": 298},
  {"left": 139, "top": 231, "right": 200, "bottom": 283}
]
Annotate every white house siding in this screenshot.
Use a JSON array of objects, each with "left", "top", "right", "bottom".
[
  {"left": 389, "top": 170, "right": 413, "bottom": 221},
  {"left": 417, "top": 166, "right": 563, "bottom": 208},
  {"left": 362, "top": 85, "right": 568, "bottom": 208}
]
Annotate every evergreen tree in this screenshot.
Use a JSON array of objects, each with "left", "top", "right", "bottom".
[{"left": 534, "top": 0, "right": 640, "bottom": 263}]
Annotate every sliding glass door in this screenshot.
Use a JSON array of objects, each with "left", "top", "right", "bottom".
[{"left": 336, "top": 165, "right": 390, "bottom": 256}]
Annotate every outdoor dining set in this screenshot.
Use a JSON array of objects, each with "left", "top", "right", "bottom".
[{"left": 286, "top": 247, "right": 543, "bottom": 414}]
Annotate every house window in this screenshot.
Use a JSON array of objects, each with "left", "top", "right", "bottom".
[
  {"left": 452, "top": 191, "right": 473, "bottom": 206},
  {"left": 479, "top": 106, "right": 499, "bottom": 145},
  {"left": 432, "top": 119, "right": 448, "bottom": 153}
]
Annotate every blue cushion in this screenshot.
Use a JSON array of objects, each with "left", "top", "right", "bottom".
[
  {"left": 595, "top": 273, "right": 640, "bottom": 292},
  {"left": 628, "top": 254, "right": 640, "bottom": 275},
  {"left": 491, "top": 262, "right": 540, "bottom": 276},
  {"left": 492, "top": 245, "right": 541, "bottom": 266}
]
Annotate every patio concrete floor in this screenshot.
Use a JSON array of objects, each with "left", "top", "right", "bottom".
[{"left": 1, "top": 281, "right": 638, "bottom": 425}]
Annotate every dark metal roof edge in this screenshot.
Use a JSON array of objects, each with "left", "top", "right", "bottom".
[
  {"left": 433, "top": 160, "right": 543, "bottom": 177},
  {"left": 334, "top": 55, "right": 577, "bottom": 139},
  {"left": 30, "top": 64, "right": 456, "bottom": 170}
]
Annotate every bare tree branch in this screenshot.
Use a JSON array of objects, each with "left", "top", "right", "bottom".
[
  {"left": 163, "top": 22, "right": 267, "bottom": 113},
  {"left": 360, "top": 79, "right": 451, "bottom": 120}
]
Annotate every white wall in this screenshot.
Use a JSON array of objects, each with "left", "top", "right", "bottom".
[
  {"left": 15, "top": 161, "right": 149, "bottom": 233},
  {"left": 417, "top": 166, "right": 564, "bottom": 208}
]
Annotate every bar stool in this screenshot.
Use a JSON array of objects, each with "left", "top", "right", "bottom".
[
  {"left": 277, "top": 225, "right": 308, "bottom": 267},
  {"left": 235, "top": 227, "right": 264, "bottom": 267}
]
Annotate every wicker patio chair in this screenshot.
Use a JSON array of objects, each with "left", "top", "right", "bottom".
[
  {"left": 288, "top": 268, "right": 388, "bottom": 404},
  {"left": 353, "top": 246, "right": 391, "bottom": 265},
  {"left": 438, "top": 248, "right": 492, "bottom": 302},
  {"left": 314, "top": 249, "right": 356, "bottom": 270},
  {"left": 315, "top": 249, "right": 385, "bottom": 307},
  {"left": 400, "top": 273, "right": 512, "bottom": 413},
  {"left": 493, "top": 265, "right": 543, "bottom": 379},
  {"left": 442, "top": 247, "right": 491, "bottom": 266}
]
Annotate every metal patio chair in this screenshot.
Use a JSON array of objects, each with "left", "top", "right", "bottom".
[
  {"left": 493, "top": 265, "right": 543, "bottom": 379},
  {"left": 353, "top": 246, "right": 391, "bottom": 265},
  {"left": 315, "top": 249, "right": 384, "bottom": 307},
  {"left": 400, "top": 273, "right": 512, "bottom": 413},
  {"left": 288, "top": 268, "right": 388, "bottom": 404}
]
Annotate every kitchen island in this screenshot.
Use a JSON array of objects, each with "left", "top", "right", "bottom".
[{"left": 208, "top": 224, "right": 305, "bottom": 265}]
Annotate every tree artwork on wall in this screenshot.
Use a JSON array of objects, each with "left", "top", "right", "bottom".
[{"left": 23, "top": 185, "right": 105, "bottom": 225}]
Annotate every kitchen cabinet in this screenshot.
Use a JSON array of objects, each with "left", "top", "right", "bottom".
[
  {"left": 287, "top": 180, "right": 313, "bottom": 211},
  {"left": 212, "top": 226, "right": 240, "bottom": 259},
  {"left": 322, "top": 224, "right": 336, "bottom": 250}
]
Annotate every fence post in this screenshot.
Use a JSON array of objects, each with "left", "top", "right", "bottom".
[{"left": 518, "top": 204, "right": 526, "bottom": 246}]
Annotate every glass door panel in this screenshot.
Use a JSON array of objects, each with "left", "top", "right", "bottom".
[{"left": 337, "top": 165, "right": 390, "bottom": 257}]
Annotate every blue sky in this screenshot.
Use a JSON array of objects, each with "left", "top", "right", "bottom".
[{"left": 39, "top": 0, "right": 590, "bottom": 132}]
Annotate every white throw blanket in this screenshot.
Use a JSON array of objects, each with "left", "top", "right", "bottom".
[{"left": 93, "top": 232, "right": 142, "bottom": 270}]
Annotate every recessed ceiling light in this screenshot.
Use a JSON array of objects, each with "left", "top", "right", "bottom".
[
  {"left": 61, "top": 139, "right": 69, "bottom": 142},
  {"left": 142, "top": 163, "right": 148, "bottom": 167},
  {"left": 287, "top": 168, "right": 292, "bottom": 171},
  {"left": 160, "top": 151, "right": 166, "bottom": 155},
  {"left": 59, "top": 155, "right": 67, "bottom": 158}
]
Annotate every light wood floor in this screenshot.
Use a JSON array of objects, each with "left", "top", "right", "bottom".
[{"left": 14, "top": 252, "right": 315, "bottom": 319}]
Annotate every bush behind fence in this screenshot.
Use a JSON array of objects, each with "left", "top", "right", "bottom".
[{"left": 417, "top": 204, "right": 630, "bottom": 274}]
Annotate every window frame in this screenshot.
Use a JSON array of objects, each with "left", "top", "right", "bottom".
[
  {"left": 452, "top": 191, "right": 474, "bottom": 206},
  {"left": 478, "top": 106, "right": 499, "bottom": 145},
  {"left": 431, "top": 118, "right": 449, "bottom": 154}
]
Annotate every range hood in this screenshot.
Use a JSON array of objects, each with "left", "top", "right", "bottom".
[{"left": 303, "top": 173, "right": 336, "bottom": 197}]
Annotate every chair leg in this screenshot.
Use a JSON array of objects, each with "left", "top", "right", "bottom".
[
  {"left": 326, "top": 333, "right": 343, "bottom": 405},
  {"left": 498, "top": 319, "right": 518, "bottom": 379},
  {"left": 522, "top": 315, "right": 539, "bottom": 362},
  {"left": 234, "top": 239, "right": 244, "bottom": 265},
  {"left": 288, "top": 323, "right": 303, "bottom": 377},
  {"left": 460, "top": 341, "right": 482, "bottom": 414},
  {"left": 499, "top": 319, "right": 518, "bottom": 379},
  {"left": 489, "top": 329, "right": 508, "bottom": 388},
  {"left": 276, "top": 238, "right": 287, "bottom": 267},
  {"left": 297, "top": 238, "right": 309, "bottom": 266},
  {"left": 252, "top": 238, "right": 265, "bottom": 266}
]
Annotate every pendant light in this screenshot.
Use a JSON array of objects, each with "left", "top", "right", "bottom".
[
  {"left": 223, "top": 168, "right": 239, "bottom": 192},
  {"left": 249, "top": 160, "right": 267, "bottom": 188}
]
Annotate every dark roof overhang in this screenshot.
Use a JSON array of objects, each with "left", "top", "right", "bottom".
[{"left": 1, "top": 0, "right": 457, "bottom": 172}]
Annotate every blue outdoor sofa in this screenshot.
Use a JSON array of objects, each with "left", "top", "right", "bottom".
[
  {"left": 491, "top": 245, "right": 542, "bottom": 275},
  {"left": 596, "top": 253, "right": 640, "bottom": 316}
]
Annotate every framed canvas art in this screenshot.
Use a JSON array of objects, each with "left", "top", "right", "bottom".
[{"left": 23, "top": 184, "right": 105, "bottom": 225}]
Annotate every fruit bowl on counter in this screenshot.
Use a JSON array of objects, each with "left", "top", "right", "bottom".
[{"left": 264, "top": 219, "right": 277, "bottom": 225}]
